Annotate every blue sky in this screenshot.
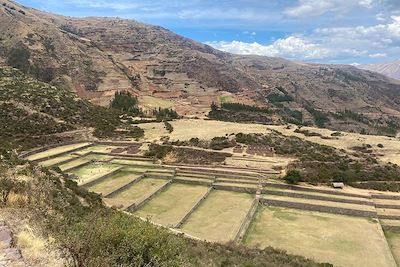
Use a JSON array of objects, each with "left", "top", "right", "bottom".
[{"left": 18, "top": 0, "right": 400, "bottom": 64}]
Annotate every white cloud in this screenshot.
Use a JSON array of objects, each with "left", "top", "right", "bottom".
[
  {"left": 369, "top": 53, "right": 387, "bottom": 58},
  {"left": 206, "top": 36, "right": 332, "bottom": 60},
  {"left": 284, "top": 0, "right": 375, "bottom": 18},
  {"left": 207, "top": 16, "right": 400, "bottom": 62}
]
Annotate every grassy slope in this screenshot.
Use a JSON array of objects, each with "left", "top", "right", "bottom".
[{"left": 0, "top": 67, "right": 121, "bottom": 150}]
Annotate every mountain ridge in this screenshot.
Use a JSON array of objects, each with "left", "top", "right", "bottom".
[
  {"left": 1, "top": 0, "right": 400, "bottom": 134},
  {"left": 358, "top": 60, "right": 400, "bottom": 81}
]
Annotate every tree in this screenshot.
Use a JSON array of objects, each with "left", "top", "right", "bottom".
[
  {"left": 7, "top": 47, "right": 31, "bottom": 73},
  {"left": 110, "top": 91, "right": 140, "bottom": 114},
  {"left": 284, "top": 170, "right": 302, "bottom": 185}
]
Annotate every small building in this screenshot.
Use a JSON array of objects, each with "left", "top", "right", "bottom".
[{"left": 332, "top": 182, "right": 344, "bottom": 189}]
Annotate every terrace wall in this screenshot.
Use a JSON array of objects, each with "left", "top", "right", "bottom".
[
  {"left": 213, "top": 185, "right": 258, "bottom": 194},
  {"left": 104, "top": 174, "right": 146, "bottom": 198},
  {"left": 19, "top": 140, "right": 93, "bottom": 158},
  {"left": 263, "top": 189, "right": 374, "bottom": 206},
  {"left": 174, "top": 187, "right": 213, "bottom": 228},
  {"left": 81, "top": 168, "right": 123, "bottom": 188},
  {"left": 126, "top": 180, "right": 173, "bottom": 212},
  {"left": 234, "top": 197, "right": 259, "bottom": 243},
  {"left": 260, "top": 198, "right": 377, "bottom": 218},
  {"left": 263, "top": 182, "right": 370, "bottom": 199}
]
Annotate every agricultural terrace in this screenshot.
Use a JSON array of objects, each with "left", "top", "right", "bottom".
[{"left": 23, "top": 140, "right": 400, "bottom": 266}]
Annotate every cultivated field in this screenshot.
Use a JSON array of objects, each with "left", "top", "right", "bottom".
[
  {"left": 40, "top": 154, "right": 78, "bottom": 167},
  {"left": 135, "top": 184, "right": 209, "bottom": 227},
  {"left": 180, "top": 190, "right": 254, "bottom": 243},
  {"left": 245, "top": 206, "right": 396, "bottom": 267},
  {"left": 70, "top": 163, "right": 121, "bottom": 185},
  {"left": 386, "top": 231, "right": 400, "bottom": 266},
  {"left": 25, "top": 142, "right": 91, "bottom": 161},
  {"left": 104, "top": 178, "right": 170, "bottom": 210},
  {"left": 57, "top": 158, "right": 90, "bottom": 171},
  {"left": 88, "top": 171, "right": 143, "bottom": 196}
]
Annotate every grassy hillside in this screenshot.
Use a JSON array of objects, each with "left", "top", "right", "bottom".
[
  {"left": 0, "top": 153, "right": 329, "bottom": 266},
  {"left": 0, "top": 67, "right": 141, "bottom": 150}
]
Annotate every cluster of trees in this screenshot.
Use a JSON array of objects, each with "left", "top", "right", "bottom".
[
  {"left": 220, "top": 102, "right": 272, "bottom": 114},
  {"left": 152, "top": 107, "right": 179, "bottom": 121},
  {"left": 110, "top": 91, "right": 141, "bottom": 115}
]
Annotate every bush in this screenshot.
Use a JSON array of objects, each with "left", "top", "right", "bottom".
[
  {"left": 145, "top": 144, "right": 173, "bottom": 159},
  {"left": 153, "top": 108, "right": 179, "bottom": 121},
  {"left": 130, "top": 126, "right": 144, "bottom": 139},
  {"left": 7, "top": 47, "right": 31, "bottom": 73},
  {"left": 164, "top": 121, "right": 173, "bottom": 133},
  {"left": 284, "top": 170, "right": 302, "bottom": 184}
]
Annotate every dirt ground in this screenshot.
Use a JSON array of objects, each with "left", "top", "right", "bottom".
[{"left": 245, "top": 206, "right": 396, "bottom": 267}]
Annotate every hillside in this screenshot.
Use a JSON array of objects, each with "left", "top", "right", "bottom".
[
  {"left": 1, "top": 0, "right": 400, "bottom": 135},
  {"left": 359, "top": 60, "right": 400, "bottom": 81},
  {"left": 0, "top": 67, "right": 137, "bottom": 151}
]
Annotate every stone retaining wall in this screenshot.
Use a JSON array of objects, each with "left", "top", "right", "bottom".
[
  {"left": 176, "top": 168, "right": 259, "bottom": 179},
  {"left": 19, "top": 140, "right": 92, "bottom": 158},
  {"left": 92, "top": 152, "right": 154, "bottom": 162},
  {"left": 63, "top": 161, "right": 92, "bottom": 172},
  {"left": 382, "top": 225, "right": 400, "bottom": 232},
  {"left": 33, "top": 144, "right": 94, "bottom": 163},
  {"left": 81, "top": 168, "right": 123, "bottom": 188},
  {"left": 260, "top": 198, "right": 377, "bottom": 218},
  {"left": 372, "top": 194, "right": 400, "bottom": 200},
  {"left": 375, "top": 204, "right": 400, "bottom": 209},
  {"left": 173, "top": 179, "right": 213, "bottom": 187},
  {"left": 216, "top": 178, "right": 259, "bottom": 185},
  {"left": 126, "top": 180, "right": 173, "bottom": 212},
  {"left": 263, "top": 189, "right": 374, "bottom": 206},
  {"left": 104, "top": 174, "right": 146, "bottom": 198},
  {"left": 263, "top": 182, "right": 370, "bottom": 199},
  {"left": 95, "top": 141, "right": 141, "bottom": 146},
  {"left": 213, "top": 185, "right": 258, "bottom": 194},
  {"left": 234, "top": 197, "right": 259, "bottom": 243},
  {"left": 379, "top": 215, "right": 400, "bottom": 220},
  {"left": 174, "top": 187, "right": 213, "bottom": 228}
]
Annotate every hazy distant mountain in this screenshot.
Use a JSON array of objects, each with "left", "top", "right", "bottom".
[
  {"left": 2, "top": 0, "right": 400, "bottom": 134},
  {"left": 358, "top": 60, "right": 400, "bottom": 80}
]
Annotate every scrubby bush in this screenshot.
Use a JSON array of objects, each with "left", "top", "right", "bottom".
[
  {"left": 164, "top": 121, "right": 173, "bottom": 133},
  {"left": 284, "top": 170, "right": 302, "bottom": 184}
]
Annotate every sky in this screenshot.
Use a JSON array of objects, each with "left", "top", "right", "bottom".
[{"left": 17, "top": 0, "right": 400, "bottom": 64}]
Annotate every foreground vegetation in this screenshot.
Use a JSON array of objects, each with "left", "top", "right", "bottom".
[{"left": 0, "top": 152, "right": 328, "bottom": 266}]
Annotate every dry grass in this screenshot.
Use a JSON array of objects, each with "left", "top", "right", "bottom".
[
  {"left": 263, "top": 194, "right": 376, "bottom": 212},
  {"left": 88, "top": 171, "right": 143, "bottom": 196},
  {"left": 245, "top": 206, "right": 396, "bottom": 267},
  {"left": 16, "top": 225, "right": 64, "bottom": 267},
  {"left": 104, "top": 178, "right": 170, "bottom": 209},
  {"left": 385, "top": 231, "right": 400, "bottom": 266},
  {"left": 135, "top": 184, "right": 209, "bottom": 227},
  {"left": 39, "top": 154, "right": 78, "bottom": 167},
  {"left": 70, "top": 163, "right": 121, "bottom": 185},
  {"left": 180, "top": 190, "right": 254, "bottom": 243},
  {"left": 74, "top": 145, "right": 122, "bottom": 155},
  {"left": 25, "top": 142, "right": 91, "bottom": 161},
  {"left": 57, "top": 158, "right": 90, "bottom": 171}
]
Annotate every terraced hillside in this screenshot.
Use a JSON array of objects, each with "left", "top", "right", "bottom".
[{"left": 24, "top": 141, "right": 400, "bottom": 267}]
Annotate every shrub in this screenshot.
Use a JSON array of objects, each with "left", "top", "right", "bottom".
[
  {"left": 284, "top": 170, "right": 302, "bottom": 184},
  {"left": 129, "top": 126, "right": 144, "bottom": 139},
  {"left": 145, "top": 144, "right": 173, "bottom": 159},
  {"left": 164, "top": 121, "right": 173, "bottom": 133}
]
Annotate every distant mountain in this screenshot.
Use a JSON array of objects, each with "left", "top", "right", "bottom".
[
  {"left": 1, "top": 0, "right": 400, "bottom": 134},
  {"left": 358, "top": 60, "right": 400, "bottom": 81}
]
